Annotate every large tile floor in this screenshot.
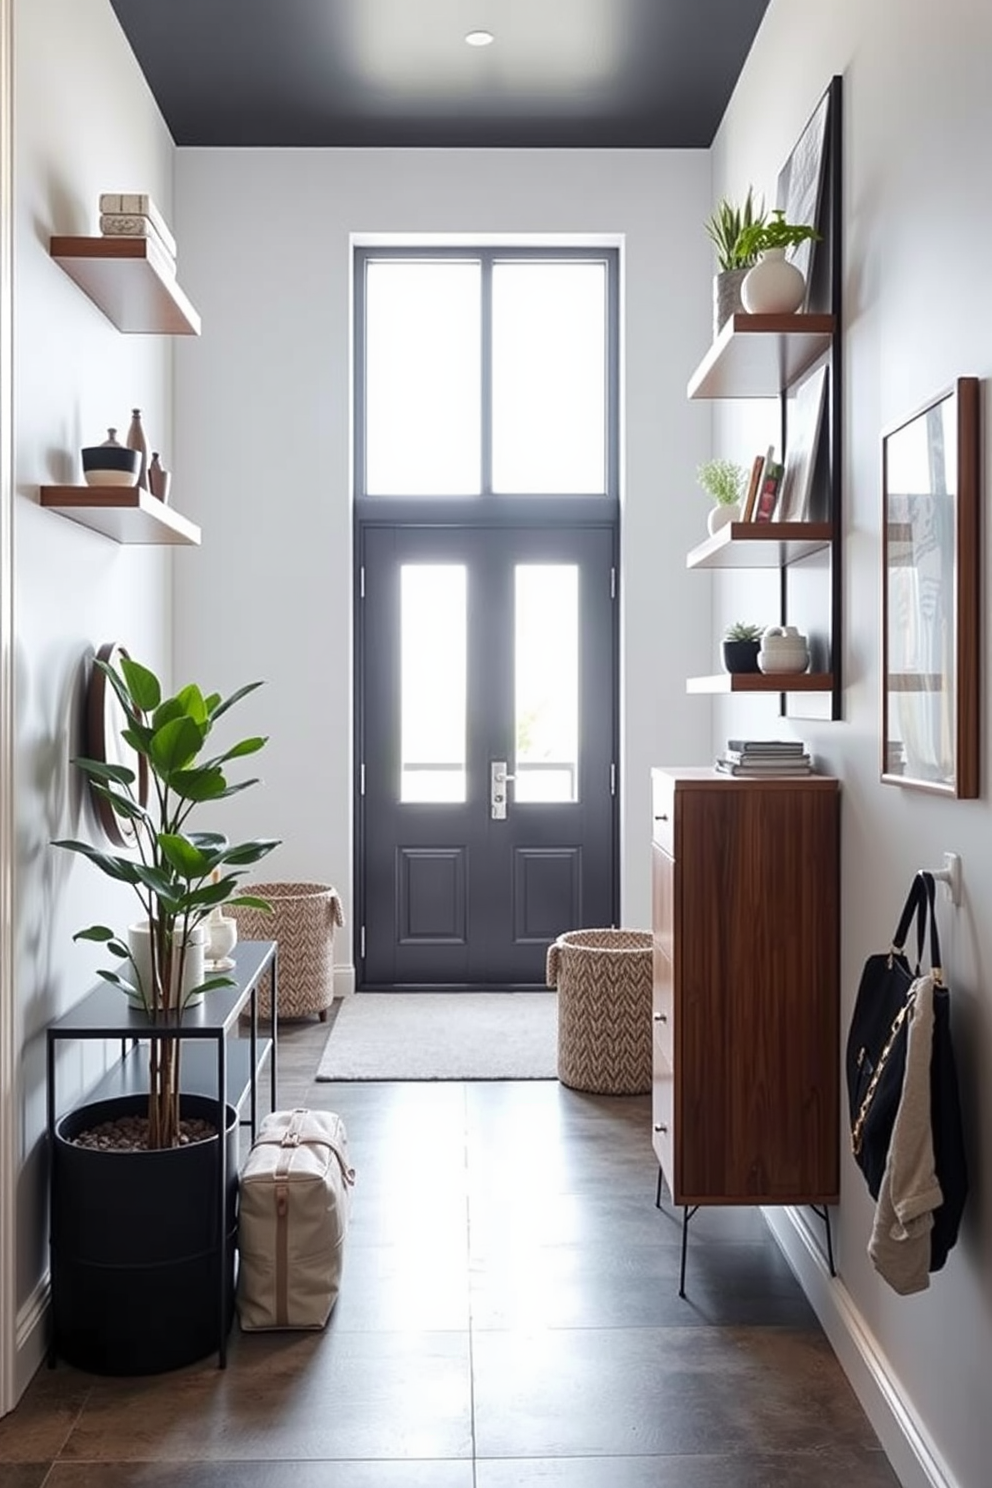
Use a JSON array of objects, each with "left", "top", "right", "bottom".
[{"left": 2, "top": 1017, "right": 901, "bottom": 1486}]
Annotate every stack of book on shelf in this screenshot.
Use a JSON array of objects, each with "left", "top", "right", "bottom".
[
  {"left": 741, "top": 445, "right": 785, "bottom": 523},
  {"left": 98, "top": 193, "right": 177, "bottom": 276},
  {"left": 715, "top": 739, "right": 813, "bottom": 776}
]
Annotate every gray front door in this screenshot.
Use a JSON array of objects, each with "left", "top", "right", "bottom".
[{"left": 358, "top": 520, "right": 617, "bottom": 988}]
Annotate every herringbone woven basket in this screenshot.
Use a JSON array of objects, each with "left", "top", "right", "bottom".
[
  {"left": 230, "top": 882, "right": 345, "bottom": 1020},
  {"left": 546, "top": 928, "right": 653, "bottom": 1095}
]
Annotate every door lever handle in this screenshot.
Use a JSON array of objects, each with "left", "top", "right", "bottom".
[{"left": 491, "top": 760, "right": 515, "bottom": 819}]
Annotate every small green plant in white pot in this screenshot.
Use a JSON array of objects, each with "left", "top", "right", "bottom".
[{"left": 697, "top": 459, "right": 747, "bottom": 536}]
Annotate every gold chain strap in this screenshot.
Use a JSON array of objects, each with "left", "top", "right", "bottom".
[{"left": 850, "top": 988, "right": 916, "bottom": 1157}]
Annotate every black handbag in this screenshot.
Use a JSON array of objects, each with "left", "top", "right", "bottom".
[{"left": 845, "top": 871, "right": 967, "bottom": 1272}]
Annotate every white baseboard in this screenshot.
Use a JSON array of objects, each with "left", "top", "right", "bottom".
[
  {"left": 763, "top": 1207, "right": 959, "bottom": 1488},
  {"left": 14, "top": 1276, "right": 48, "bottom": 1403},
  {"left": 333, "top": 963, "right": 355, "bottom": 999}
]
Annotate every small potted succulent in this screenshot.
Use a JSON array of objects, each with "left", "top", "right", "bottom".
[
  {"left": 704, "top": 187, "right": 766, "bottom": 337},
  {"left": 697, "top": 459, "right": 747, "bottom": 536},
  {"left": 722, "top": 621, "right": 764, "bottom": 674},
  {"left": 735, "top": 209, "right": 822, "bottom": 314}
]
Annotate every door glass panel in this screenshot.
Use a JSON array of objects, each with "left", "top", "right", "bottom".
[
  {"left": 365, "top": 261, "right": 481, "bottom": 496},
  {"left": 492, "top": 261, "right": 607, "bottom": 496},
  {"left": 401, "top": 565, "right": 467, "bottom": 802},
  {"left": 514, "top": 565, "right": 578, "bottom": 802}
]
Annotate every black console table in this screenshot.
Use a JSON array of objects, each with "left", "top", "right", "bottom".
[{"left": 46, "top": 938, "right": 278, "bottom": 1369}]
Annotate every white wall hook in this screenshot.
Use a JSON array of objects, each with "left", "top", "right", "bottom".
[{"left": 920, "top": 853, "right": 961, "bottom": 907}]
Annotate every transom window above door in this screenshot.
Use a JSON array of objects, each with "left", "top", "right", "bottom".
[{"left": 355, "top": 248, "right": 618, "bottom": 500}]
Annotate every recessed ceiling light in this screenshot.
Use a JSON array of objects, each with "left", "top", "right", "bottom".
[{"left": 465, "top": 29, "right": 494, "bottom": 47}]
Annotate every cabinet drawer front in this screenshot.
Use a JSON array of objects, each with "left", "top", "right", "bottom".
[
  {"left": 652, "top": 947, "right": 674, "bottom": 1062},
  {"left": 651, "top": 843, "right": 674, "bottom": 961},
  {"left": 651, "top": 1041, "right": 674, "bottom": 1186},
  {"left": 651, "top": 774, "right": 675, "bottom": 856}
]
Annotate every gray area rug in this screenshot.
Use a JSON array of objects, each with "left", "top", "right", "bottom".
[{"left": 315, "top": 991, "right": 558, "bottom": 1081}]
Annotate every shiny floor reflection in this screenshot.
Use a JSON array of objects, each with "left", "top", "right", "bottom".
[{"left": 1, "top": 1017, "right": 899, "bottom": 1487}]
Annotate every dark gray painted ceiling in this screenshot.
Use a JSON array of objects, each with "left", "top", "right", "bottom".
[{"left": 108, "top": 0, "right": 770, "bottom": 149}]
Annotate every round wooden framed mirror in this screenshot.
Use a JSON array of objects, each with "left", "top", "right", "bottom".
[{"left": 85, "top": 641, "right": 148, "bottom": 847}]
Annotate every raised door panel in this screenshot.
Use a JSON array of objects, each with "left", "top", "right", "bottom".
[{"left": 676, "top": 783, "right": 839, "bottom": 1202}]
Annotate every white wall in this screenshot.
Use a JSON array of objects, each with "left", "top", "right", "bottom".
[
  {"left": 7, "top": 0, "right": 176, "bottom": 1400},
  {"left": 712, "top": 4, "right": 992, "bottom": 1486},
  {"left": 172, "top": 147, "right": 716, "bottom": 977}
]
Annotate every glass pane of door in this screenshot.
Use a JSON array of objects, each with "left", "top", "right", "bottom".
[
  {"left": 401, "top": 565, "right": 467, "bottom": 801},
  {"left": 514, "top": 564, "right": 579, "bottom": 802},
  {"left": 492, "top": 261, "right": 607, "bottom": 495},
  {"left": 365, "top": 260, "right": 481, "bottom": 495}
]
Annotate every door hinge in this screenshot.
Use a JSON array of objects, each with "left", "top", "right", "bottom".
[
  {"left": 610, "top": 762, "right": 616, "bottom": 796},
  {"left": 360, "top": 925, "right": 366, "bottom": 959},
  {"left": 360, "top": 565, "right": 365, "bottom": 599},
  {"left": 610, "top": 566, "right": 616, "bottom": 600},
  {"left": 360, "top": 762, "right": 365, "bottom": 796}
]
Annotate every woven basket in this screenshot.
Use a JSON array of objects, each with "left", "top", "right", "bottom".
[
  {"left": 546, "top": 928, "right": 653, "bottom": 1095},
  {"left": 230, "top": 882, "right": 345, "bottom": 1020}
]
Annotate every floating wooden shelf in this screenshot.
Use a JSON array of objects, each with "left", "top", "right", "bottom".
[
  {"left": 686, "top": 672, "right": 834, "bottom": 694},
  {"left": 686, "top": 522, "right": 832, "bottom": 570},
  {"left": 687, "top": 313, "right": 834, "bottom": 400},
  {"left": 39, "top": 486, "right": 201, "bottom": 546},
  {"left": 50, "top": 236, "right": 201, "bottom": 335}
]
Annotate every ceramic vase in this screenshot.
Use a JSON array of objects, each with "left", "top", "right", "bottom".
[
  {"left": 712, "top": 268, "right": 748, "bottom": 340},
  {"left": 126, "top": 921, "right": 206, "bottom": 1008},
  {"left": 707, "top": 501, "right": 741, "bottom": 537},
  {"left": 722, "top": 639, "right": 761, "bottom": 674},
  {"left": 757, "top": 625, "right": 810, "bottom": 674},
  {"left": 126, "top": 408, "right": 148, "bottom": 489},
  {"left": 742, "top": 249, "right": 806, "bottom": 315},
  {"left": 205, "top": 910, "right": 238, "bottom": 968},
  {"left": 147, "top": 453, "right": 172, "bottom": 503}
]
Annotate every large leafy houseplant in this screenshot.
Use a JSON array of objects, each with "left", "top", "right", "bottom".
[{"left": 53, "top": 653, "right": 279, "bottom": 1149}]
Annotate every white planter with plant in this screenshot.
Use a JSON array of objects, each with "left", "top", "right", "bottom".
[
  {"left": 697, "top": 459, "right": 746, "bottom": 536},
  {"left": 704, "top": 187, "right": 765, "bottom": 338},
  {"left": 736, "top": 210, "right": 821, "bottom": 315}
]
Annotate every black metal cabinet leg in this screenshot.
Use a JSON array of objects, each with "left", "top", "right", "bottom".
[
  {"left": 811, "top": 1204, "right": 836, "bottom": 1276},
  {"left": 678, "top": 1205, "right": 699, "bottom": 1298}
]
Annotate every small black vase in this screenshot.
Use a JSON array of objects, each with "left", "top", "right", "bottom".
[{"left": 722, "top": 638, "right": 761, "bottom": 674}]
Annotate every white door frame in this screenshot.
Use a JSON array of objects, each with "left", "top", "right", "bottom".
[{"left": 0, "top": 0, "right": 17, "bottom": 1418}]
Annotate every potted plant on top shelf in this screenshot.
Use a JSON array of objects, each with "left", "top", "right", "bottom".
[
  {"left": 48, "top": 652, "right": 281, "bottom": 1375},
  {"left": 735, "top": 209, "right": 822, "bottom": 316},
  {"left": 704, "top": 186, "right": 766, "bottom": 338}
]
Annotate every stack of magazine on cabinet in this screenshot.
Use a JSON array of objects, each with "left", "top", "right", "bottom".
[{"left": 715, "top": 740, "right": 812, "bottom": 776}]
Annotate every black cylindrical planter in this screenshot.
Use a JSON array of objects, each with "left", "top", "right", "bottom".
[
  {"left": 722, "top": 638, "right": 761, "bottom": 673},
  {"left": 51, "top": 1093, "right": 238, "bottom": 1375}
]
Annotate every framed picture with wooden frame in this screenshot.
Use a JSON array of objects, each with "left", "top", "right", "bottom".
[{"left": 881, "top": 377, "right": 980, "bottom": 797}]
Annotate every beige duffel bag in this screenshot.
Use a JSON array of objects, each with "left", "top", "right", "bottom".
[{"left": 237, "top": 1108, "right": 356, "bottom": 1331}]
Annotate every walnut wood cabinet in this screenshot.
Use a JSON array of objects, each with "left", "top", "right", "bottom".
[{"left": 651, "top": 767, "right": 840, "bottom": 1210}]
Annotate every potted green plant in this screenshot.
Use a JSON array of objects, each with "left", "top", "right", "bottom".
[
  {"left": 49, "top": 652, "right": 280, "bottom": 1374},
  {"left": 722, "top": 621, "right": 764, "bottom": 674},
  {"left": 54, "top": 652, "right": 280, "bottom": 1147},
  {"left": 697, "top": 458, "right": 747, "bottom": 535},
  {"left": 735, "top": 208, "right": 822, "bottom": 314},
  {"left": 704, "top": 187, "right": 766, "bottom": 337}
]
